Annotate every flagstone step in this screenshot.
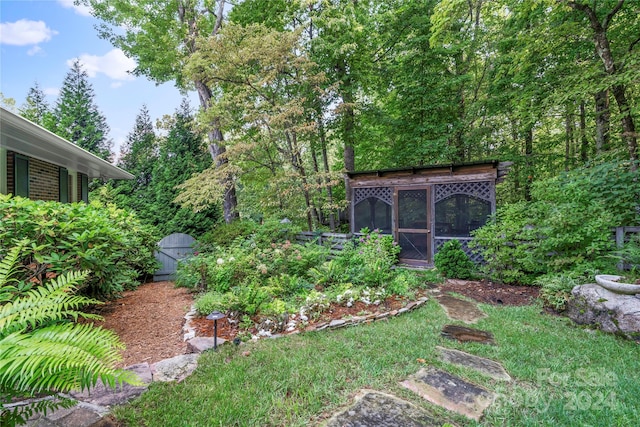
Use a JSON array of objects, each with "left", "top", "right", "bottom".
[
  {"left": 323, "top": 390, "right": 441, "bottom": 427},
  {"left": 436, "top": 295, "right": 486, "bottom": 324},
  {"left": 437, "top": 346, "right": 511, "bottom": 381},
  {"left": 401, "top": 367, "right": 495, "bottom": 421},
  {"left": 441, "top": 324, "right": 495, "bottom": 345}
]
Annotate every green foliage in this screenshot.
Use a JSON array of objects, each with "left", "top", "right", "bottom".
[
  {"left": 536, "top": 273, "right": 581, "bottom": 312},
  {"left": 199, "top": 219, "right": 259, "bottom": 249},
  {"left": 0, "top": 195, "right": 159, "bottom": 298},
  {"left": 434, "top": 239, "right": 475, "bottom": 280},
  {"left": 0, "top": 244, "right": 140, "bottom": 425},
  {"left": 473, "top": 161, "right": 638, "bottom": 284},
  {"left": 52, "top": 59, "right": 112, "bottom": 161}
]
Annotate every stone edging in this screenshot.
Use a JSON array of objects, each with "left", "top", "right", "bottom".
[{"left": 183, "top": 296, "right": 429, "bottom": 346}]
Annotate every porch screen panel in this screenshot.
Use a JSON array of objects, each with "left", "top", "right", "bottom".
[
  {"left": 353, "top": 187, "right": 392, "bottom": 233},
  {"left": 398, "top": 189, "right": 427, "bottom": 229},
  {"left": 398, "top": 232, "right": 428, "bottom": 261},
  {"left": 435, "top": 195, "right": 491, "bottom": 237}
]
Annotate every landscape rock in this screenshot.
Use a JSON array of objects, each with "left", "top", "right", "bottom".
[
  {"left": 441, "top": 325, "right": 495, "bottom": 345},
  {"left": 436, "top": 295, "right": 486, "bottom": 323},
  {"left": 69, "top": 363, "right": 152, "bottom": 407},
  {"left": 567, "top": 283, "right": 640, "bottom": 341},
  {"left": 323, "top": 390, "right": 439, "bottom": 427},
  {"left": 151, "top": 354, "right": 199, "bottom": 382},
  {"left": 437, "top": 346, "right": 511, "bottom": 381},
  {"left": 401, "top": 367, "right": 494, "bottom": 421},
  {"left": 187, "top": 336, "right": 227, "bottom": 353}
]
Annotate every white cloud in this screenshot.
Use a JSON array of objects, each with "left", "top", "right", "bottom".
[
  {"left": 27, "top": 45, "right": 42, "bottom": 56},
  {"left": 57, "top": 0, "right": 93, "bottom": 17},
  {"left": 0, "top": 19, "right": 58, "bottom": 46},
  {"left": 110, "top": 82, "right": 124, "bottom": 89},
  {"left": 69, "top": 49, "right": 136, "bottom": 82}
]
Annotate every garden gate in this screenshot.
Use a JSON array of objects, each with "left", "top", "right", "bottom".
[{"left": 153, "top": 233, "right": 196, "bottom": 282}]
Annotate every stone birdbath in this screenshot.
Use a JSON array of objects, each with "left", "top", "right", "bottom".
[{"left": 595, "top": 274, "right": 640, "bottom": 295}]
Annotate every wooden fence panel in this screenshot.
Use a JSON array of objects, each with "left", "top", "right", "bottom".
[{"left": 153, "top": 233, "right": 196, "bottom": 282}]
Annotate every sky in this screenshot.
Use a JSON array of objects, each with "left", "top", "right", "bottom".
[{"left": 0, "top": 0, "right": 197, "bottom": 160}]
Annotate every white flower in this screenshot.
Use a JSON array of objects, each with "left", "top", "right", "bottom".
[
  {"left": 336, "top": 294, "right": 343, "bottom": 302},
  {"left": 229, "top": 257, "right": 235, "bottom": 261},
  {"left": 217, "top": 258, "right": 224, "bottom": 265}
]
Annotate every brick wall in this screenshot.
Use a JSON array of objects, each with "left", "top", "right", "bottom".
[
  {"left": 6, "top": 151, "right": 62, "bottom": 202},
  {"left": 29, "top": 157, "right": 59, "bottom": 201}
]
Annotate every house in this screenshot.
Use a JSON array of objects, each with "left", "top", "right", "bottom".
[
  {"left": 347, "top": 161, "right": 510, "bottom": 266},
  {"left": 0, "top": 107, "right": 132, "bottom": 203}
]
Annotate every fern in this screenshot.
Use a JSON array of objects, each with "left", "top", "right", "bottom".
[{"left": 0, "top": 244, "right": 142, "bottom": 424}]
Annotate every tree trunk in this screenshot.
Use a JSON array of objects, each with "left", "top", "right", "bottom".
[
  {"left": 579, "top": 100, "right": 589, "bottom": 161},
  {"left": 568, "top": 0, "right": 637, "bottom": 163},
  {"left": 524, "top": 126, "right": 533, "bottom": 202},
  {"left": 565, "top": 104, "right": 574, "bottom": 171},
  {"left": 594, "top": 90, "right": 610, "bottom": 153},
  {"left": 337, "top": 59, "right": 355, "bottom": 215},
  {"left": 195, "top": 80, "right": 239, "bottom": 223}
]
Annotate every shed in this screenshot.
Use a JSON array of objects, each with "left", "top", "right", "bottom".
[{"left": 347, "top": 161, "right": 509, "bottom": 267}]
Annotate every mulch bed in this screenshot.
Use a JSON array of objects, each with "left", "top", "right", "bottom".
[{"left": 92, "top": 279, "right": 539, "bottom": 366}]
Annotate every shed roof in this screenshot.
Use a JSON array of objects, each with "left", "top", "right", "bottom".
[
  {"left": 1, "top": 107, "right": 133, "bottom": 180},
  {"left": 346, "top": 160, "right": 500, "bottom": 179}
]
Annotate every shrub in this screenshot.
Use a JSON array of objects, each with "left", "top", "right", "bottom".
[
  {"left": 199, "top": 219, "right": 259, "bottom": 249},
  {"left": 0, "top": 195, "right": 159, "bottom": 298},
  {"left": 472, "top": 161, "right": 636, "bottom": 284},
  {"left": 0, "top": 244, "right": 140, "bottom": 425},
  {"left": 536, "top": 273, "right": 581, "bottom": 311},
  {"left": 434, "top": 239, "right": 475, "bottom": 279}
]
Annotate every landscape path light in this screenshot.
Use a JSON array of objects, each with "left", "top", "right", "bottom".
[{"left": 206, "top": 310, "right": 226, "bottom": 350}]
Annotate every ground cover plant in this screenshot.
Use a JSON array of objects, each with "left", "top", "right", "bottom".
[
  {"left": 0, "top": 244, "right": 140, "bottom": 425},
  {"left": 0, "top": 195, "right": 159, "bottom": 298},
  {"left": 111, "top": 298, "right": 640, "bottom": 426},
  {"left": 176, "top": 222, "right": 428, "bottom": 335}
]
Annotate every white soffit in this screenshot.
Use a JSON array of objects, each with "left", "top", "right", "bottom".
[{"left": 0, "top": 107, "right": 133, "bottom": 180}]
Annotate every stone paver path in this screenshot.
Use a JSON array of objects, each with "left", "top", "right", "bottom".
[
  {"left": 323, "top": 390, "right": 440, "bottom": 427},
  {"left": 441, "top": 324, "right": 496, "bottom": 344},
  {"left": 436, "top": 294, "right": 486, "bottom": 323},
  {"left": 438, "top": 346, "right": 511, "bottom": 381},
  {"left": 401, "top": 367, "right": 495, "bottom": 421}
]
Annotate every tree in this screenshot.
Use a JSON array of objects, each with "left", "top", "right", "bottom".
[
  {"left": 564, "top": 0, "right": 638, "bottom": 164},
  {"left": 117, "top": 104, "right": 157, "bottom": 189},
  {"left": 18, "top": 82, "right": 51, "bottom": 127},
  {"left": 150, "top": 99, "right": 220, "bottom": 236},
  {"left": 53, "top": 60, "right": 113, "bottom": 161},
  {"left": 83, "top": 0, "right": 238, "bottom": 222}
]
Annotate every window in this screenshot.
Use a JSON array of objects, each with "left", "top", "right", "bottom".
[
  {"left": 354, "top": 197, "right": 392, "bottom": 233},
  {"left": 435, "top": 194, "right": 491, "bottom": 237},
  {"left": 14, "top": 154, "right": 29, "bottom": 197},
  {"left": 59, "top": 168, "right": 69, "bottom": 203}
]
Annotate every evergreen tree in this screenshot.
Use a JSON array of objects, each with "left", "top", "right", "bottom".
[
  {"left": 150, "top": 99, "right": 219, "bottom": 236},
  {"left": 19, "top": 82, "right": 52, "bottom": 127},
  {"left": 53, "top": 59, "right": 113, "bottom": 161},
  {"left": 117, "top": 104, "right": 157, "bottom": 188}
]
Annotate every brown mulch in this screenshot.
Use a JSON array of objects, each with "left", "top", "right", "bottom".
[
  {"left": 439, "top": 278, "right": 539, "bottom": 306},
  {"left": 93, "top": 279, "right": 539, "bottom": 367},
  {"left": 86, "top": 281, "right": 194, "bottom": 367}
]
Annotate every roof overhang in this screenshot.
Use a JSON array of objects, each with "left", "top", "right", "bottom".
[
  {"left": 1, "top": 107, "right": 133, "bottom": 180},
  {"left": 346, "top": 160, "right": 501, "bottom": 179}
]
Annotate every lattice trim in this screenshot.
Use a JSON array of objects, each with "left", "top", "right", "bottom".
[
  {"left": 434, "top": 181, "right": 492, "bottom": 203},
  {"left": 434, "top": 238, "right": 484, "bottom": 264},
  {"left": 354, "top": 187, "right": 392, "bottom": 205}
]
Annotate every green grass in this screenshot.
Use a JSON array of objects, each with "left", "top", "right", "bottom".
[{"left": 112, "top": 300, "right": 640, "bottom": 426}]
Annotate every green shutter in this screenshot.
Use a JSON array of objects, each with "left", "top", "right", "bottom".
[
  {"left": 59, "top": 168, "right": 69, "bottom": 203},
  {"left": 14, "top": 155, "right": 29, "bottom": 197},
  {"left": 81, "top": 174, "right": 88, "bottom": 203}
]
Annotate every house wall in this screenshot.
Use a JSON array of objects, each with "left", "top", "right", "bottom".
[
  {"left": 4, "top": 151, "right": 83, "bottom": 203},
  {"left": 0, "top": 148, "right": 6, "bottom": 194}
]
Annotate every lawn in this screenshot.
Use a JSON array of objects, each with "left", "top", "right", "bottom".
[{"left": 112, "top": 297, "right": 640, "bottom": 426}]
